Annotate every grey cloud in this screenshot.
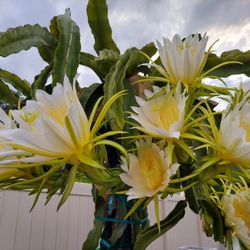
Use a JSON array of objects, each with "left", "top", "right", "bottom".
[
  {"left": 185, "top": 0, "right": 250, "bottom": 33},
  {"left": 0, "top": 0, "right": 250, "bottom": 86}
]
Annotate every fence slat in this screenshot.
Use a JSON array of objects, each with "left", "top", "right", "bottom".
[
  {"left": 67, "top": 196, "right": 80, "bottom": 250},
  {"left": 28, "top": 194, "right": 47, "bottom": 250},
  {"left": 0, "top": 191, "right": 20, "bottom": 250},
  {"left": 14, "top": 192, "right": 33, "bottom": 250},
  {"left": 55, "top": 199, "right": 70, "bottom": 250},
  {"left": 43, "top": 195, "right": 59, "bottom": 250}
]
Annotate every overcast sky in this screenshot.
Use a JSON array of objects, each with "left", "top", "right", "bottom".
[{"left": 0, "top": 0, "right": 250, "bottom": 87}]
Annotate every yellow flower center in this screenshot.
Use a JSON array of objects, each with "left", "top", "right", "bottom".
[
  {"left": 138, "top": 146, "right": 166, "bottom": 190},
  {"left": 46, "top": 104, "right": 68, "bottom": 126},
  {"left": 233, "top": 196, "right": 250, "bottom": 232},
  {"left": 20, "top": 112, "right": 39, "bottom": 123},
  {"left": 153, "top": 99, "right": 179, "bottom": 130},
  {"left": 240, "top": 118, "right": 250, "bottom": 142}
]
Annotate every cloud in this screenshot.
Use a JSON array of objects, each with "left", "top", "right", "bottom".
[
  {"left": 107, "top": 0, "right": 200, "bottom": 51},
  {"left": 184, "top": 0, "right": 250, "bottom": 53},
  {"left": 0, "top": 0, "right": 250, "bottom": 86}
]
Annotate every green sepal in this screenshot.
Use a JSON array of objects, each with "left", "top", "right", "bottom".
[{"left": 57, "top": 164, "right": 78, "bottom": 210}]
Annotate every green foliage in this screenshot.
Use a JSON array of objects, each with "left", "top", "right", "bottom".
[
  {"left": 127, "top": 42, "right": 157, "bottom": 76},
  {"left": 0, "top": 24, "right": 56, "bottom": 57},
  {"left": 104, "top": 48, "right": 137, "bottom": 130},
  {"left": 0, "top": 79, "right": 18, "bottom": 104},
  {"left": 205, "top": 49, "right": 250, "bottom": 77},
  {"left": 0, "top": 69, "right": 30, "bottom": 97},
  {"left": 31, "top": 62, "right": 53, "bottom": 97},
  {"left": 87, "top": 0, "right": 119, "bottom": 54},
  {"left": 53, "top": 9, "right": 81, "bottom": 84},
  {"left": 79, "top": 83, "right": 103, "bottom": 117},
  {"left": 134, "top": 200, "right": 187, "bottom": 250},
  {"left": 80, "top": 52, "right": 107, "bottom": 81},
  {"left": 199, "top": 199, "right": 225, "bottom": 243}
]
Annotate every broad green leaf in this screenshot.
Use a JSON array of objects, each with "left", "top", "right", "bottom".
[
  {"left": 87, "top": 0, "right": 119, "bottom": 54},
  {"left": 98, "top": 49, "right": 120, "bottom": 62},
  {"left": 204, "top": 50, "right": 250, "bottom": 77},
  {"left": 97, "top": 49, "right": 120, "bottom": 75},
  {"left": 104, "top": 48, "right": 137, "bottom": 130},
  {"left": 82, "top": 186, "right": 105, "bottom": 250},
  {"left": 37, "top": 16, "right": 59, "bottom": 63},
  {"left": 31, "top": 62, "right": 53, "bottom": 98},
  {"left": 0, "top": 24, "right": 56, "bottom": 57},
  {"left": 134, "top": 200, "right": 187, "bottom": 250},
  {"left": 0, "top": 69, "right": 30, "bottom": 96},
  {"left": 53, "top": 9, "right": 81, "bottom": 84},
  {"left": 80, "top": 52, "right": 107, "bottom": 80},
  {"left": 199, "top": 199, "right": 225, "bottom": 243},
  {"left": 38, "top": 46, "right": 55, "bottom": 63},
  {"left": 0, "top": 79, "right": 18, "bottom": 104},
  {"left": 79, "top": 83, "right": 103, "bottom": 113},
  {"left": 127, "top": 42, "right": 157, "bottom": 76},
  {"left": 49, "top": 16, "right": 60, "bottom": 39}
]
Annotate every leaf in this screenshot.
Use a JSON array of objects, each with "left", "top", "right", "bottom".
[
  {"left": 204, "top": 49, "right": 250, "bottom": 77},
  {"left": 0, "top": 24, "right": 57, "bottom": 57},
  {"left": 80, "top": 52, "right": 107, "bottom": 81},
  {"left": 104, "top": 48, "right": 137, "bottom": 130},
  {"left": 31, "top": 62, "right": 53, "bottom": 98},
  {"left": 53, "top": 9, "right": 81, "bottom": 84},
  {"left": 49, "top": 16, "right": 60, "bottom": 39},
  {"left": 82, "top": 186, "right": 105, "bottom": 250},
  {"left": 0, "top": 79, "right": 18, "bottom": 104},
  {"left": 134, "top": 200, "right": 187, "bottom": 250},
  {"left": 37, "top": 16, "right": 59, "bottom": 63},
  {"left": 127, "top": 42, "right": 157, "bottom": 76},
  {"left": 97, "top": 49, "right": 120, "bottom": 75},
  {"left": 98, "top": 49, "right": 120, "bottom": 62},
  {"left": 199, "top": 199, "right": 225, "bottom": 243},
  {"left": 87, "top": 0, "right": 119, "bottom": 54},
  {"left": 79, "top": 83, "right": 102, "bottom": 110},
  {"left": 38, "top": 46, "right": 55, "bottom": 63},
  {"left": 0, "top": 69, "right": 30, "bottom": 96}
]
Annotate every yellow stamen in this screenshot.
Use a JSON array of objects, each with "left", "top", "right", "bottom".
[{"left": 139, "top": 146, "right": 166, "bottom": 190}]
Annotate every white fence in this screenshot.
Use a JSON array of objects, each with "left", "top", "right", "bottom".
[{"left": 0, "top": 183, "right": 224, "bottom": 250}]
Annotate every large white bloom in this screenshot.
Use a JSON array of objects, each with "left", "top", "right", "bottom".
[
  {"left": 120, "top": 141, "right": 179, "bottom": 200},
  {"left": 156, "top": 33, "right": 208, "bottom": 87},
  {"left": 222, "top": 189, "right": 250, "bottom": 248},
  {"left": 131, "top": 85, "right": 186, "bottom": 139},
  {"left": 1, "top": 77, "right": 91, "bottom": 164},
  {"left": 0, "top": 107, "right": 25, "bottom": 177},
  {"left": 218, "top": 101, "right": 250, "bottom": 165}
]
